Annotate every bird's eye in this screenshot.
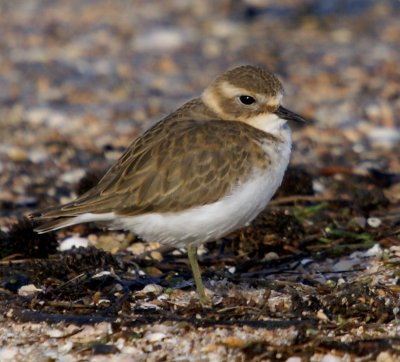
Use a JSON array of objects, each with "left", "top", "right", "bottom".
[{"left": 239, "top": 95, "right": 256, "bottom": 105}]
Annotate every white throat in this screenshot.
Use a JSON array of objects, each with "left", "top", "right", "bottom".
[{"left": 247, "top": 112, "right": 289, "bottom": 138}]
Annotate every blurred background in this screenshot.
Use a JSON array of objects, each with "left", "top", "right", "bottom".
[{"left": 0, "top": 0, "right": 399, "bottom": 222}]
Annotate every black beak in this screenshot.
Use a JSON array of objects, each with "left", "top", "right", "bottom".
[{"left": 274, "top": 105, "right": 306, "bottom": 124}]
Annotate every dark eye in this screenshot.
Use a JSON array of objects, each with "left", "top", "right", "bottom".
[{"left": 239, "top": 95, "right": 256, "bottom": 105}]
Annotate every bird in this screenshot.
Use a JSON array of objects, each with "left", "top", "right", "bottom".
[{"left": 33, "top": 65, "right": 305, "bottom": 304}]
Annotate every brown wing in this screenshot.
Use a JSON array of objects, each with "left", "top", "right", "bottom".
[{"left": 38, "top": 107, "right": 271, "bottom": 219}]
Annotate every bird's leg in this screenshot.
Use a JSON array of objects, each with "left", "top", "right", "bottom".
[{"left": 187, "top": 243, "right": 207, "bottom": 304}]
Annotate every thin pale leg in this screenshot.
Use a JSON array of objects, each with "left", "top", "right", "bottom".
[{"left": 187, "top": 243, "right": 207, "bottom": 303}]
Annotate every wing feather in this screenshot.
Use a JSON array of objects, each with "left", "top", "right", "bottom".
[{"left": 36, "top": 107, "right": 273, "bottom": 223}]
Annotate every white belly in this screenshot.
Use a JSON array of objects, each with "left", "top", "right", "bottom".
[{"left": 112, "top": 131, "right": 292, "bottom": 247}]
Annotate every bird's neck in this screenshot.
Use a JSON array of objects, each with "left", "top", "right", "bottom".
[{"left": 167, "top": 98, "right": 222, "bottom": 122}]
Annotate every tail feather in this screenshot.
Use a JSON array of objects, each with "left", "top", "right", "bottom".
[
  {"left": 33, "top": 212, "right": 116, "bottom": 234},
  {"left": 34, "top": 217, "right": 80, "bottom": 234}
]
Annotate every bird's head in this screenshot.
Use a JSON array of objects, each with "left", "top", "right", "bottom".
[{"left": 201, "top": 65, "right": 305, "bottom": 133}]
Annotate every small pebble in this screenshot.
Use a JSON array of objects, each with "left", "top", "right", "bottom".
[
  {"left": 263, "top": 252, "right": 279, "bottom": 261},
  {"left": 141, "top": 284, "right": 163, "bottom": 296},
  {"left": 139, "top": 302, "right": 161, "bottom": 310},
  {"left": 197, "top": 244, "right": 208, "bottom": 256},
  {"left": 28, "top": 149, "right": 49, "bottom": 163},
  {"left": 146, "top": 267, "right": 163, "bottom": 277},
  {"left": 321, "top": 354, "right": 342, "bottom": 362},
  {"left": 337, "top": 278, "right": 346, "bottom": 286},
  {"left": 127, "top": 242, "right": 145, "bottom": 255},
  {"left": 18, "top": 284, "right": 43, "bottom": 296},
  {"left": 61, "top": 169, "right": 86, "bottom": 184},
  {"left": 312, "top": 180, "right": 325, "bottom": 193},
  {"left": 367, "top": 217, "right": 382, "bottom": 228},
  {"left": 221, "top": 336, "right": 246, "bottom": 348},
  {"left": 316, "top": 309, "right": 329, "bottom": 321},
  {"left": 58, "top": 236, "right": 89, "bottom": 251},
  {"left": 92, "top": 271, "right": 112, "bottom": 279},
  {"left": 145, "top": 332, "right": 166, "bottom": 342},
  {"left": 47, "top": 329, "right": 65, "bottom": 338},
  {"left": 134, "top": 28, "right": 187, "bottom": 51},
  {"left": 157, "top": 293, "right": 169, "bottom": 301},
  {"left": 6, "top": 147, "right": 28, "bottom": 162},
  {"left": 96, "top": 299, "right": 111, "bottom": 307},
  {"left": 364, "top": 243, "right": 383, "bottom": 257},
  {"left": 97, "top": 235, "right": 121, "bottom": 251},
  {"left": 58, "top": 341, "right": 73, "bottom": 354},
  {"left": 150, "top": 251, "right": 163, "bottom": 261},
  {"left": 286, "top": 357, "right": 302, "bottom": 362},
  {"left": 88, "top": 233, "right": 99, "bottom": 244}
]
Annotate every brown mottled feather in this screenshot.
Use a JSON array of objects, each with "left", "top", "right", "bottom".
[
  {"left": 37, "top": 98, "right": 278, "bottom": 220},
  {"left": 218, "top": 65, "right": 283, "bottom": 96}
]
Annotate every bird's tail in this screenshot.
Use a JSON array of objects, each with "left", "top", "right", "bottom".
[
  {"left": 31, "top": 202, "right": 115, "bottom": 233},
  {"left": 33, "top": 217, "right": 80, "bottom": 234}
]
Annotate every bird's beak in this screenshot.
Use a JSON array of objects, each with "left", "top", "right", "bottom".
[{"left": 274, "top": 105, "right": 306, "bottom": 124}]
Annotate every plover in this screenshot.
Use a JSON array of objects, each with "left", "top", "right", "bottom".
[{"left": 34, "top": 65, "right": 305, "bottom": 303}]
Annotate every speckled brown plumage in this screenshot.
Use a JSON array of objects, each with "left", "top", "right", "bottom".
[{"left": 37, "top": 98, "right": 279, "bottom": 221}]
